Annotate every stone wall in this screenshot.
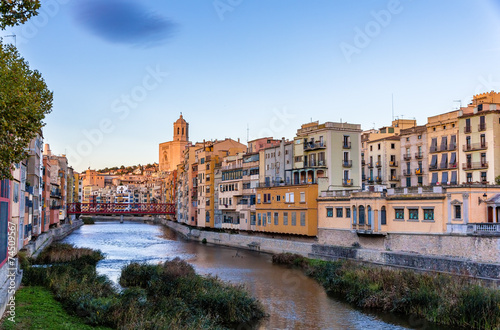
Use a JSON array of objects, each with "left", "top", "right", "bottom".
[
  {"left": 163, "top": 221, "right": 500, "bottom": 281},
  {"left": 318, "top": 228, "right": 500, "bottom": 264},
  {"left": 25, "top": 220, "right": 84, "bottom": 258}
]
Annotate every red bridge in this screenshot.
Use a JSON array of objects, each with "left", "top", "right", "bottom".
[{"left": 67, "top": 203, "right": 175, "bottom": 215}]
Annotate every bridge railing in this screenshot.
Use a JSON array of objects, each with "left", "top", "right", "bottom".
[{"left": 67, "top": 203, "right": 175, "bottom": 215}]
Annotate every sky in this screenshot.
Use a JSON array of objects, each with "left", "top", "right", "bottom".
[{"left": 4, "top": 0, "right": 500, "bottom": 172}]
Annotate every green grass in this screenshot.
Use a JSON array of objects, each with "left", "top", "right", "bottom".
[{"left": 1, "top": 286, "right": 111, "bottom": 330}]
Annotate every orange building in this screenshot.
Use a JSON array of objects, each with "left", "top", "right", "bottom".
[{"left": 159, "top": 114, "right": 190, "bottom": 172}]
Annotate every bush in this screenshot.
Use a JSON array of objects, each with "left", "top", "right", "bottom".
[{"left": 82, "top": 218, "right": 95, "bottom": 225}]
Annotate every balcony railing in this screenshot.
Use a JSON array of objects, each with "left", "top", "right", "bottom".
[
  {"left": 343, "top": 141, "right": 351, "bottom": 149},
  {"left": 389, "top": 175, "right": 399, "bottom": 181},
  {"left": 367, "top": 162, "right": 373, "bottom": 168},
  {"left": 415, "top": 152, "right": 423, "bottom": 159},
  {"left": 342, "top": 179, "right": 353, "bottom": 186},
  {"left": 429, "top": 146, "right": 438, "bottom": 153},
  {"left": 304, "top": 142, "right": 326, "bottom": 151},
  {"left": 403, "top": 154, "right": 412, "bottom": 160},
  {"left": 462, "top": 162, "right": 488, "bottom": 170},
  {"left": 415, "top": 168, "right": 423, "bottom": 175},
  {"left": 389, "top": 160, "right": 398, "bottom": 167},
  {"left": 463, "top": 142, "right": 487, "bottom": 152},
  {"left": 464, "top": 126, "right": 472, "bottom": 133},
  {"left": 403, "top": 169, "right": 412, "bottom": 176},
  {"left": 367, "top": 177, "right": 374, "bottom": 184},
  {"left": 375, "top": 176, "right": 382, "bottom": 183},
  {"left": 361, "top": 159, "right": 366, "bottom": 166},
  {"left": 375, "top": 161, "right": 382, "bottom": 168},
  {"left": 343, "top": 160, "right": 352, "bottom": 168},
  {"left": 478, "top": 123, "right": 486, "bottom": 131}
]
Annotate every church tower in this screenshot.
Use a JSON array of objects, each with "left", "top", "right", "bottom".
[
  {"left": 159, "top": 114, "right": 191, "bottom": 172},
  {"left": 173, "top": 114, "right": 189, "bottom": 142}
]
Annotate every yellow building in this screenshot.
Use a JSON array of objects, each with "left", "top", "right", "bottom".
[
  {"left": 159, "top": 114, "right": 190, "bottom": 172},
  {"left": 458, "top": 91, "right": 500, "bottom": 184},
  {"left": 318, "top": 184, "right": 500, "bottom": 235},
  {"left": 255, "top": 184, "right": 318, "bottom": 236},
  {"left": 400, "top": 125, "right": 427, "bottom": 187}
]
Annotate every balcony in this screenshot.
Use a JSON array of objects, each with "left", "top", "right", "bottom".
[
  {"left": 462, "top": 162, "right": 489, "bottom": 170},
  {"left": 403, "top": 154, "right": 412, "bottom": 161},
  {"left": 375, "top": 176, "right": 382, "bottom": 183},
  {"left": 389, "top": 160, "right": 398, "bottom": 167},
  {"left": 403, "top": 169, "right": 412, "bottom": 176},
  {"left": 375, "top": 161, "right": 382, "bottom": 168},
  {"left": 429, "top": 146, "right": 438, "bottom": 153},
  {"left": 343, "top": 179, "right": 353, "bottom": 186},
  {"left": 367, "top": 177, "right": 374, "bottom": 184},
  {"left": 362, "top": 174, "right": 366, "bottom": 180},
  {"left": 343, "top": 160, "right": 352, "bottom": 168},
  {"left": 367, "top": 162, "right": 373, "bottom": 168},
  {"left": 478, "top": 123, "right": 486, "bottom": 131},
  {"left": 361, "top": 159, "right": 366, "bottom": 166},
  {"left": 343, "top": 141, "right": 351, "bottom": 149},
  {"left": 463, "top": 142, "right": 487, "bottom": 152},
  {"left": 315, "top": 160, "right": 327, "bottom": 167},
  {"left": 415, "top": 168, "right": 423, "bottom": 175},
  {"left": 389, "top": 175, "right": 399, "bottom": 181},
  {"left": 464, "top": 126, "right": 472, "bottom": 133},
  {"left": 304, "top": 142, "right": 326, "bottom": 151},
  {"left": 415, "top": 152, "right": 423, "bottom": 159}
]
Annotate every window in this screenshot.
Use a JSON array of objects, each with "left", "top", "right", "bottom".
[
  {"left": 370, "top": 146, "right": 372, "bottom": 151},
  {"left": 274, "top": 212, "right": 279, "bottom": 225},
  {"left": 395, "top": 208, "right": 404, "bottom": 220},
  {"left": 283, "top": 212, "right": 288, "bottom": 225},
  {"left": 276, "top": 195, "right": 281, "bottom": 202},
  {"left": 267, "top": 212, "right": 271, "bottom": 224},
  {"left": 291, "top": 212, "right": 296, "bottom": 226},
  {"left": 262, "top": 213, "right": 266, "bottom": 226},
  {"left": 336, "top": 207, "right": 343, "bottom": 218},
  {"left": 300, "top": 192, "right": 305, "bottom": 203},
  {"left": 481, "top": 172, "right": 487, "bottom": 183},
  {"left": 423, "top": 209, "right": 434, "bottom": 220},
  {"left": 300, "top": 212, "right": 306, "bottom": 226},
  {"left": 346, "top": 208, "right": 351, "bottom": 218},
  {"left": 381, "top": 206, "right": 386, "bottom": 225},
  {"left": 454, "top": 205, "right": 461, "bottom": 219},
  {"left": 358, "top": 206, "right": 365, "bottom": 224},
  {"left": 466, "top": 173, "right": 472, "bottom": 183},
  {"left": 418, "top": 176, "right": 423, "bottom": 185},
  {"left": 326, "top": 207, "right": 333, "bottom": 217},
  {"left": 378, "top": 143, "right": 381, "bottom": 150},
  {"left": 418, "top": 135, "right": 422, "bottom": 139},
  {"left": 391, "top": 143, "right": 395, "bottom": 149},
  {"left": 408, "top": 208, "right": 419, "bottom": 220},
  {"left": 251, "top": 214, "right": 256, "bottom": 225}
]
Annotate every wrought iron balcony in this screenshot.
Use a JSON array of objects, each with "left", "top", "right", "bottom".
[
  {"left": 463, "top": 142, "right": 487, "bottom": 152},
  {"left": 389, "top": 160, "right": 398, "bottom": 167},
  {"left": 343, "top": 179, "right": 353, "bottom": 186},
  {"left": 415, "top": 152, "right": 423, "bottom": 159},
  {"left": 462, "top": 162, "right": 488, "bottom": 170},
  {"left": 343, "top": 160, "right": 353, "bottom": 168}
]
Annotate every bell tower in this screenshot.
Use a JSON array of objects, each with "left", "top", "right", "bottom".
[{"left": 173, "top": 113, "right": 189, "bottom": 142}]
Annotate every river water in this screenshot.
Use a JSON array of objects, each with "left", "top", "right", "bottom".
[{"left": 62, "top": 221, "right": 438, "bottom": 329}]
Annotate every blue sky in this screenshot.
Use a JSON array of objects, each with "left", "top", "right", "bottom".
[{"left": 4, "top": 0, "right": 500, "bottom": 172}]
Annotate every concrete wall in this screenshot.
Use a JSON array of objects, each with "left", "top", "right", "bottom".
[
  {"left": 318, "top": 228, "right": 500, "bottom": 264},
  {"left": 25, "top": 219, "right": 83, "bottom": 258}
]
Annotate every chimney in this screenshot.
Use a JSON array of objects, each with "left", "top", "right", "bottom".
[
  {"left": 43, "top": 144, "right": 51, "bottom": 156},
  {"left": 238, "top": 138, "right": 240, "bottom": 143}
]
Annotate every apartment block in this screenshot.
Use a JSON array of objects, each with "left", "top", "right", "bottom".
[
  {"left": 293, "top": 121, "right": 362, "bottom": 192},
  {"left": 400, "top": 125, "right": 428, "bottom": 187},
  {"left": 458, "top": 91, "right": 500, "bottom": 184}
]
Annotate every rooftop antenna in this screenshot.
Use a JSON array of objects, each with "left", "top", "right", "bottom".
[
  {"left": 391, "top": 93, "right": 394, "bottom": 121},
  {"left": 246, "top": 123, "right": 249, "bottom": 143},
  {"left": 453, "top": 100, "right": 462, "bottom": 109}
]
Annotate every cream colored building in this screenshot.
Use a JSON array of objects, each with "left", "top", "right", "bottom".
[
  {"left": 400, "top": 125, "right": 428, "bottom": 187},
  {"left": 458, "top": 91, "right": 500, "bottom": 184}
]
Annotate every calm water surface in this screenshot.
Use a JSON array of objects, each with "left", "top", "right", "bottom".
[{"left": 63, "top": 221, "right": 440, "bottom": 329}]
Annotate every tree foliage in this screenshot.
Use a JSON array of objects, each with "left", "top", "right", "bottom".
[
  {"left": 0, "top": 0, "right": 40, "bottom": 29},
  {"left": 0, "top": 42, "right": 52, "bottom": 179}
]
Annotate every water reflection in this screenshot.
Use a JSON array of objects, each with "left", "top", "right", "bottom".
[{"left": 63, "top": 221, "right": 441, "bottom": 329}]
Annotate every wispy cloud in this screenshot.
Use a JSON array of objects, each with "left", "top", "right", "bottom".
[{"left": 72, "top": 0, "right": 177, "bottom": 47}]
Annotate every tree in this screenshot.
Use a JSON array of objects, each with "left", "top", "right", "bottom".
[
  {"left": 0, "top": 0, "right": 40, "bottom": 29},
  {"left": 0, "top": 42, "right": 52, "bottom": 179}
]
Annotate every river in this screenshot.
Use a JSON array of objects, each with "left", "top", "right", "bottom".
[{"left": 62, "top": 220, "right": 440, "bottom": 329}]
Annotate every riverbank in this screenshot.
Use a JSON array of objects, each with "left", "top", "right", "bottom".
[
  {"left": 161, "top": 219, "right": 500, "bottom": 283},
  {"left": 272, "top": 253, "right": 500, "bottom": 329},
  {"left": 15, "top": 243, "right": 265, "bottom": 329}
]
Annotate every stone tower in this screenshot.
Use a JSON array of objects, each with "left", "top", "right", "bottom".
[
  {"left": 173, "top": 114, "right": 189, "bottom": 142},
  {"left": 159, "top": 114, "right": 191, "bottom": 172}
]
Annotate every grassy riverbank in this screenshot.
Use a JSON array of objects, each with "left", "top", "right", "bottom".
[
  {"left": 17, "top": 243, "right": 265, "bottom": 329},
  {"left": 272, "top": 253, "right": 500, "bottom": 329}
]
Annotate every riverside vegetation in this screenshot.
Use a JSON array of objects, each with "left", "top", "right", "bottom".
[
  {"left": 11, "top": 243, "right": 265, "bottom": 329},
  {"left": 272, "top": 253, "right": 500, "bottom": 329}
]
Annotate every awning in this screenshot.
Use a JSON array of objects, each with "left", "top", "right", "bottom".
[
  {"left": 431, "top": 173, "right": 438, "bottom": 185},
  {"left": 442, "top": 172, "right": 448, "bottom": 185},
  {"left": 450, "top": 171, "right": 457, "bottom": 185},
  {"left": 430, "top": 155, "right": 437, "bottom": 167},
  {"left": 450, "top": 152, "right": 456, "bottom": 166},
  {"left": 450, "top": 135, "right": 456, "bottom": 147},
  {"left": 440, "top": 153, "right": 448, "bottom": 168},
  {"left": 431, "top": 138, "right": 437, "bottom": 148}
]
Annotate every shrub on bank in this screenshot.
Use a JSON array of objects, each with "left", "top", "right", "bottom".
[
  {"left": 21, "top": 244, "right": 266, "bottom": 329},
  {"left": 272, "top": 253, "right": 500, "bottom": 329},
  {"left": 82, "top": 217, "right": 95, "bottom": 225}
]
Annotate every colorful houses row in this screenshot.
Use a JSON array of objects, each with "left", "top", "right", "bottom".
[{"left": 161, "top": 92, "right": 500, "bottom": 238}]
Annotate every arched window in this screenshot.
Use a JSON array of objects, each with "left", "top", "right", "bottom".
[
  {"left": 381, "top": 206, "right": 386, "bottom": 225},
  {"left": 182, "top": 127, "right": 184, "bottom": 135},
  {"left": 353, "top": 206, "right": 357, "bottom": 225},
  {"left": 359, "top": 205, "right": 365, "bottom": 225},
  {"left": 367, "top": 206, "right": 372, "bottom": 225},
  {"left": 177, "top": 127, "right": 180, "bottom": 135}
]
